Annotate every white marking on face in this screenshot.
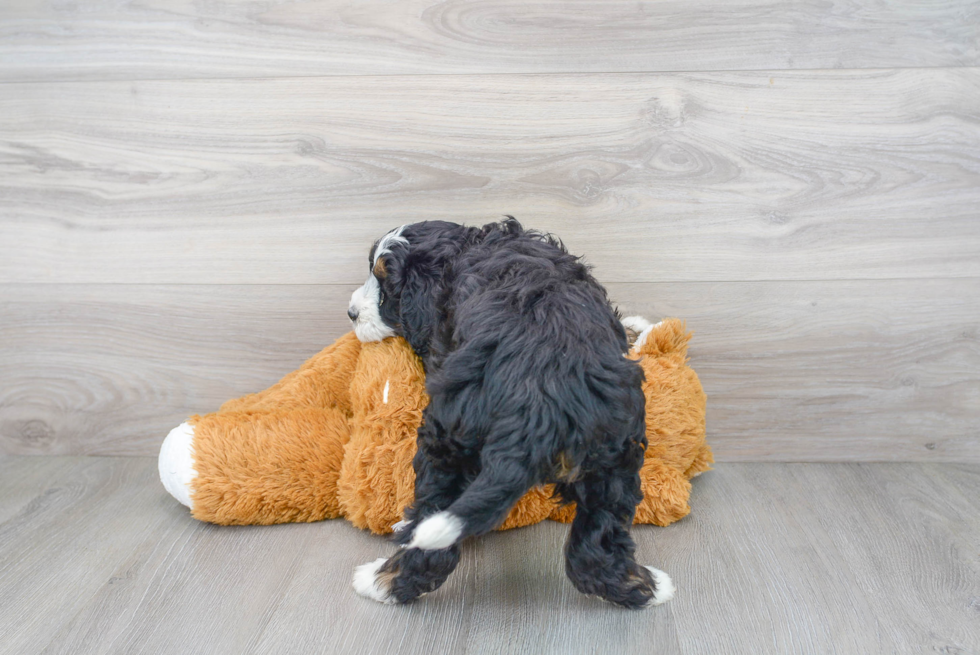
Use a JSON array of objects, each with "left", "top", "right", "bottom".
[
  {"left": 383, "top": 379, "right": 390, "bottom": 404},
  {"left": 349, "top": 226, "right": 409, "bottom": 343},
  {"left": 373, "top": 225, "right": 408, "bottom": 265},
  {"left": 409, "top": 511, "right": 463, "bottom": 550},
  {"left": 349, "top": 275, "right": 397, "bottom": 342}
]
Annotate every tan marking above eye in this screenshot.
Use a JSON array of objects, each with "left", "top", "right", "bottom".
[{"left": 373, "top": 256, "right": 387, "bottom": 279}]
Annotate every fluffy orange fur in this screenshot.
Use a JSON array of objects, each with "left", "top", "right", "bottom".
[{"left": 188, "top": 319, "right": 711, "bottom": 532}]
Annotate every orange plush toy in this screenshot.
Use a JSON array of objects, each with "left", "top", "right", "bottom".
[{"left": 159, "top": 317, "right": 711, "bottom": 533}]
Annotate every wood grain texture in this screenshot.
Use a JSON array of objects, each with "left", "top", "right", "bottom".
[
  {"left": 782, "top": 464, "right": 980, "bottom": 653},
  {"left": 2, "top": 457, "right": 979, "bottom": 654},
  {"left": 455, "top": 525, "right": 682, "bottom": 654},
  {"left": 2, "top": 279, "right": 977, "bottom": 460},
  {"left": 0, "top": 457, "right": 190, "bottom": 654},
  {"left": 613, "top": 278, "right": 980, "bottom": 462},
  {"left": 0, "top": 284, "right": 357, "bottom": 456},
  {"left": 667, "top": 463, "right": 980, "bottom": 654},
  {"left": 932, "top": 463, "right": 980, "bottom": 517},
  {"left": 2, "top": 69, "right": 979, "bottom": 284},
  {"left": 45, "top": 517, "right": 324, "bottom": 654},
  {"left": 0, "top": 455, "right": 81, "bottom": 525},
  {"left": 663, "top": 463, "right": 894, "bottom": 653},
  {"left": 247, "top": 522, "right": 476, "bottom": 655},
  {"left": 0, "top": 0, "right": 977, "bottom": 82}
]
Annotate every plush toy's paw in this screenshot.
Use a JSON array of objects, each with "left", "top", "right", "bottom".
[
  {"left": 353, "top": 557, "right": 397, "bottom": 604},
  {"left": 159, "top": 421, "right": 197, "bottom": 509},
  {"left": 643, "top": 567, "right": 675, "bottom": 607},
  {"left": 621, "top": 315, "right": 652, "bottom": 333},
  {"left": 621, "top": 315, "right": 662, "bottom": 350}
]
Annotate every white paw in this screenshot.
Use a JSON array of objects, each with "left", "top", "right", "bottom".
[
  {"left": 644, "top": 567, "right": 675, "bottom": 606},
  {"left": 408, "top": 512, "right": 463, "bottom": 550},
  {"left": 353, "top": 557, "right": 396, "bottom": 604},
  {"left": 158, "top": 422, "right": 197, "bottom": 509}
]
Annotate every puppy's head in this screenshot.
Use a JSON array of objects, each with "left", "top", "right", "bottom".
[{"left": 348, "top": 221, "right": 471, "bottom": 355}]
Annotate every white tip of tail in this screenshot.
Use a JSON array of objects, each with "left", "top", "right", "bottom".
[{"left": 409, "top": 512, "right": 463, "bottom": 550}]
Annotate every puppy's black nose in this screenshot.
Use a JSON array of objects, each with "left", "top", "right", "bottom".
[{"left": 347, "top": 308, "right": 359, "bottom": 322}]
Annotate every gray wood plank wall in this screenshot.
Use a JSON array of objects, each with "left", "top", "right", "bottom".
[
  {"left": 1, "top": 1, "right": 977, "bottom": 80},
  {"left": 1, "top": 1, "right": 978, "bottom": 460}
]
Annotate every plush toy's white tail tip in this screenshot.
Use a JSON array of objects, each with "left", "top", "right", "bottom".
[{"left": 159, "top": 422, "right": 197, "bottom": 509}]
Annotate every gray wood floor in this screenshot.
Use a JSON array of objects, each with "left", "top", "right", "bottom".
[{"left": 1, "top": 457, "right": 978, "bottom": 655}]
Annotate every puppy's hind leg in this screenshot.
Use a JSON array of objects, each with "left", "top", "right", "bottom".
[
  {"left": 354, "top": 452, "right": 533, "bottom": 604},
  {"left": 562, "top": 470, "right": 675, "bottom": 609},
  {"left": 354, "top": 432, "right": 469, "bottom": 605},
  {"left": 354, "top": 545, "right": 462, "bottom": 605},
  {"left": 407, "top": 452, "right": 536, "bottom": 552}
]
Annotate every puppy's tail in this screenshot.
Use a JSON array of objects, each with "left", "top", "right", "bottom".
[{"left": 406, "top": 459, "right": 534, "bottom": 551}]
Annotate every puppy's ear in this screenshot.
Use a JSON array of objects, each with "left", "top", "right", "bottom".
[
  {"left": 373, "top": 256, "right": 388, "bottom": 280},
  {"left": 385, "top": 252, "right": 439, "bottom": 360},
  {"left": 398, "top": 264, "right": 440, "bottom": 359}
]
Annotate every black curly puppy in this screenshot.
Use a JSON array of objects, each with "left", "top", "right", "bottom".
[{"left": 348, "top": 218, "right": 674, "bottom": 609}]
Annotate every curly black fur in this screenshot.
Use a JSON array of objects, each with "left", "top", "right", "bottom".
[{"left": 363, "top": 218, "right": 660, "bottom": 609}]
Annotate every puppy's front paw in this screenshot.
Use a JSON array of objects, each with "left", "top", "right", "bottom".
[
  {"left": 353, "top": 557, "right": 397, "bottom": 604},
  {"left": 643, "top": 566, "right": 675, "bottom": 607}
]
